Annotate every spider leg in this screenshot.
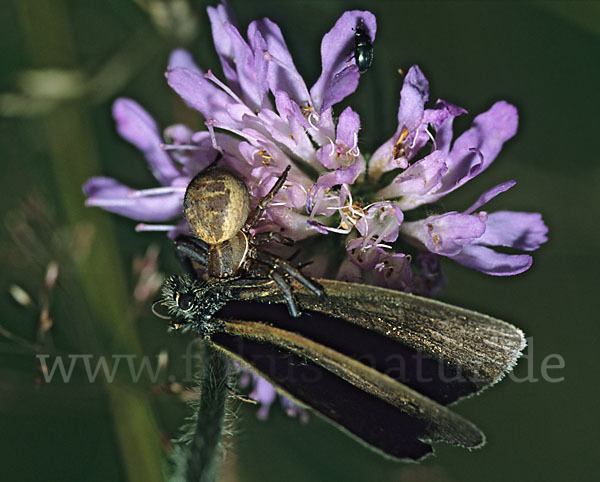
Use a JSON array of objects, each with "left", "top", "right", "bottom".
[
  {"left": 226, "top": 278, "right": 274, "bottom": 290},
  {"left": 245, "top": 165, "right": 291, "bottom": 230},
  {"left": 173, "top": 235, "right": 209, "bottom": 277},
  {"left": 269, "top": 271, "right": 299, "bottom": 317},
  {"left": 253, "top": 250, "right": 324, "bottom": 297},
  {"left": 252, "top": 231, "right": 295, "bottom": 246},
  {"left": 287, "top": 248, "right": 301, "bottom": 263},
  {"left": 295, "top": 260, "right": 314, "bottom": 271}
]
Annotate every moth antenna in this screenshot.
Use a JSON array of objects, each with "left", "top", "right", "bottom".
[{"left": 151, "top": 300, "right": 172, "bottom": 319}]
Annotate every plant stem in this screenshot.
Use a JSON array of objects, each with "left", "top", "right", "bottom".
[{"left": 187, "top": 344, "right": 230, "bottom": 482}]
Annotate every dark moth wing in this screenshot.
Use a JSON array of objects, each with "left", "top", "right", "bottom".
[{"left": 212, "top": 279, "right": 525, "bottom": 460}]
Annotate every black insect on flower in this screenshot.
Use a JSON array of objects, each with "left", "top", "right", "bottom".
[{"left": 354, "top": 18, "right": 373, "bottom": 74}]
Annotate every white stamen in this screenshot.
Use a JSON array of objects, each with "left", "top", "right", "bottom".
[
  {"left": 307, "top": 111, "right": 321, "bottom": 130},
  {"left": 135, "top": 223, "right": 177, "bottom": 232},
  {"left": 346, "top": 145, "right": 360, "bottom": 157},
  {"left": 346, "top": 132, "right": 361, "bottom": 157},
  {"left": 328, "top": 136, "right": 336, "bottom": 152},
  {"left": 322, "top": 225, "right": 353, "bottom": 235},
  {"left": 160, "top": 143, "right": 202, "bottom": 151},
  {"left": 424, "top": 125, "right": 437, "bottom": 151},
  {"left": 129, "top": 186, "right": 186, "bottom": 198},
  {"left": 204, "top": 122, "right": 222, "bottom": 153},
  {"left": 204, "top": 69, "right": 246, "bottom": 106}
]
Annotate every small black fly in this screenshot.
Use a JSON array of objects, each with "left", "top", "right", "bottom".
[{"left": 354, "top": 18, "right": 373, "bottom": 74}]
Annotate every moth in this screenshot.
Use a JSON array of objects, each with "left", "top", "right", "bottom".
[{"left": 158, "top": 273, "right": 525, "bottom": 461}]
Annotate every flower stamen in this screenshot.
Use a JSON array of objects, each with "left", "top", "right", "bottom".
[
  {"left": 392, "top": 127, "right": 409, "bottom": 160},
  {"left": 204, "top": 69, "right": 247, "bottom": 106},
  {"left": 160, "top": 143, "right": 202, "bottom": 152},
  {"left": 129, "top": 186, "right": 186, "bottom": 198},
  {"left": 135, "top": 223, "right": 178, "bottom": 232}
]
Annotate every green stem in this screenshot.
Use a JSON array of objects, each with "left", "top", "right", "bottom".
[{"left": 186, "top": 344, "right": 230, "bottom": 482}]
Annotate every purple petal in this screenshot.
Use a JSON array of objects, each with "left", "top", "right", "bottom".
[
  {"left": 207, "top": 2, "right": 241, "bottom": 94},
  {"left": 166, "top": 67, "right": 240, "bottom": 127},
  {"left": 424, "top": 100, "right": 467, "bottom": 129},
  {"left": 270, "top": 208, "right": 315, "bottom": 241},
  {"left": 336, "top": 106, "right": 361, "bottom": 148},
  {"left": 449, "top": 244, "right": 533, "bottom": 276},
  {"left": 441, "top": 101, "right": 519, "bottom": 194},
  {"left": 367, "top": 66, "right": 430, "bottom": 180},
  {"left": 355, "top": 202, "right": 403, "bottom": 243},
  {"left": 401, "top": 212, "right": 487, "bottom": 256},
  {"left": 318, "top": 66, "right": 360, "bottom": 114},
  {"left": 310, "top": 107, "right": 336, "bottom": 147},
  {"left": 373, "top": 252, "right": 414, "bottom": 292},
  {"left": 280, "top": 396, "right": 308, "bottom": 420},
  {"left": 397, "top": 65, "right": 429, "bottom": 132},
  {"left": 414, "top": 100, "right": 467, "bottom": 154},
  {"left": 413, "top": 252, "right": 447, "bottom": 298},
  {"left": 248, "top": 26, "right": 270, "bottom": 107},
  {"left": 465, "top": 180, "right": 516, "bottom": 214},
  {"left": 254, "top": 108, "right": 300, "bottom": 152},
  {"left": 168, "top": 49, "right": 201, "bottom": 72},
  {"left": 274, "top": 90, "right": 309, "bottom": 128},
  {"left": 346, "top": 243, "right": 383, "bottom": 271},
  {"left": 273, "top": 92, "right": 317, "bottom": 162},
  {"left": 253, "top": 18, "right": 310, "bottom": 105},
  {"left": 477, "top": 211, "right": 548, "bottom": 251},
  {"left": 225, "top": 22, "right": 263, "bottom": 109},
  {"left": 162, "top": 124, "right": 203, "bottom": 174},
  {"left": 83, "top": 177, "right": 184, "bottom": 222},
  {"left": 249, "top": 375, "right": 277, "bottom": 420},
  {"left": 164, "top": 124, "right": 193, "bottom": 144},
  {"left": 378, "top": 150, "right": 447, "bottom": 203},
  {"left": 368, "top": 133, "right": 409, "bottom": 179},
  {"left": 336, "top": 257, "right": 364, "bottom": 283},
  {"left": 315, "top": 157, "right": 365, "bottom": 188},
  {"left": 315, "top": 143, "right": 337, "bottom": 170},
  {"left": 112, "top": 99, "right": 180, "bottom": 185},
  {"left": 310, "top": 11, "right": 375, "bottom": 112}
]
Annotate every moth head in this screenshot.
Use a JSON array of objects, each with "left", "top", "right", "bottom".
[{"left": 153, "top": 275, "right": 206, "bottom": 331}]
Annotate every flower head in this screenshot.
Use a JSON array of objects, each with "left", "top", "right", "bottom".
[{"left": 84, "top": 2, "right": 547, "bottom": 416}]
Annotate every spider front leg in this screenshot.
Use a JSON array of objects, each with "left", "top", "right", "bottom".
[
  {"left": 174, "top": 234, "right": 209, "bottom": 277},
  {"left": 244, "top": 165, "right": 291, "bottom": 230},
  {"left": 253, "top": 249, "right": 324, "bottom": 297},
  {"left": 252, "top": 231, "right": 295, "bottom": 246},
  {"left": 245, "top": 257, "right": 301, "bottom": 317},
  {"left": 270, "top": 271, "right": 299, "bottom": 317}
]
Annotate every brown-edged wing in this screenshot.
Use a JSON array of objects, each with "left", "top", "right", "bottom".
[
  {"left": 238, "top": 279, "right": 526, "bottom": 391},
  {"left": 211, "top": 279, "right": 524, "bottom": 460},
  {"left": 211, "top": 319, "right": 484, "bottom": 461}
]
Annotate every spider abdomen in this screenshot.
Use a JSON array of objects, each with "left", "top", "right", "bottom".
[
  {"left": 208, "top": 231, "right": 249, "bottom": 278},
  {"left": 184, "top": 168, "right": 251, "bottom": 244}
]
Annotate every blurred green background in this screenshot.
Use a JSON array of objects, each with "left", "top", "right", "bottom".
[{"left": 0, "top": 1, "right": 598, "bottom": 481}]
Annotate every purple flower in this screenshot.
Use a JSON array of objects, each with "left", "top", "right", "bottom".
[
  {"left": 83, "top": 3, "right": 547, "bottom": 417},
  {"left": 239, "top": 371, "right": 308, "bottom": 422}
]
